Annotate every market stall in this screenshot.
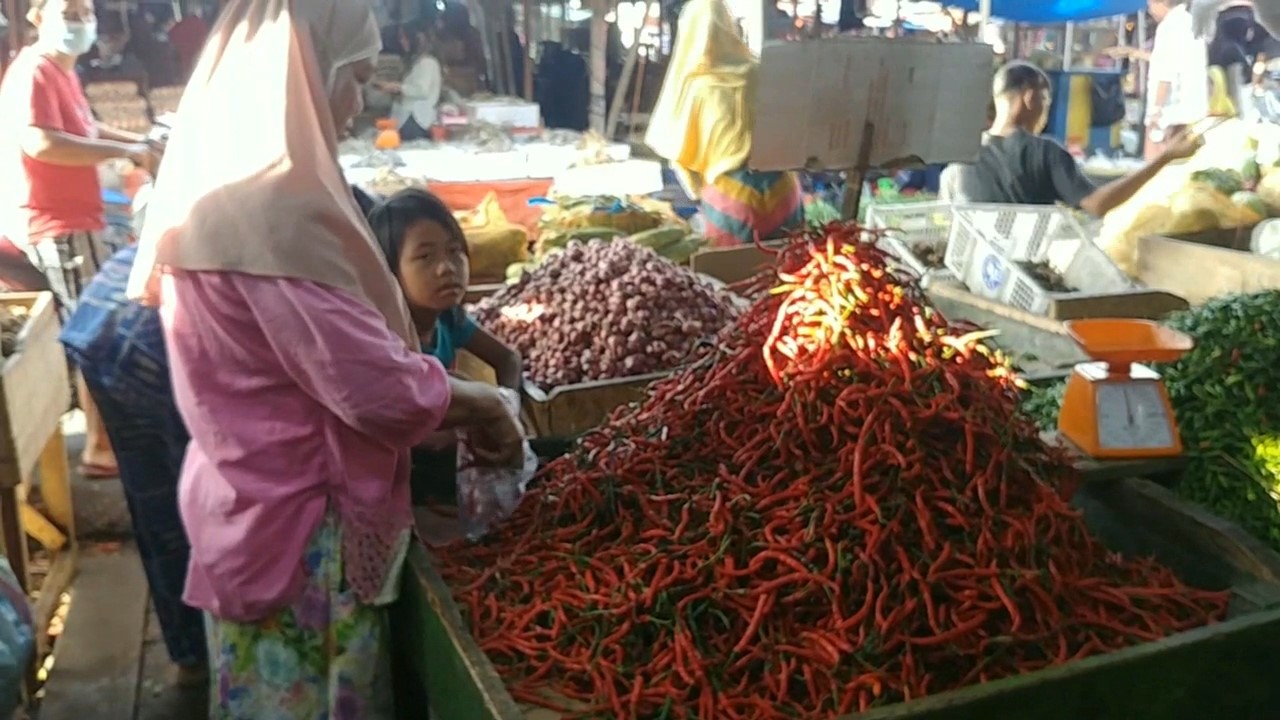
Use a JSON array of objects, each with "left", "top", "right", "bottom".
[
  {"left": 397, "top": 477, "right": 1280, "bottom": 718},
  {"left": 366, "top": 28, "right": 1280, "bottom": 717},
  {"left": 391, "top": 223, "right": 1280, "bottom": 719},
  {"left": 384, "top": 79, "right": 1280, "bottom": 720}
]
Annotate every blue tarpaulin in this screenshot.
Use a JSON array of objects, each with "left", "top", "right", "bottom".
[{"left": 947, "top": 0, "right": 1147, "bottom": 24}]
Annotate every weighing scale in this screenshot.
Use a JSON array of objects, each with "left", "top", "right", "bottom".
[{"left": 1056, "top": 319, "right": 1194, "bottom": 460}]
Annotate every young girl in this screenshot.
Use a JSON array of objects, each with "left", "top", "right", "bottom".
[
  {"left": 368, "top": 188, "right": 522, "bottom": 507},
  {"left": 367, "top": 188, "right": 521, "bottom": 385}
]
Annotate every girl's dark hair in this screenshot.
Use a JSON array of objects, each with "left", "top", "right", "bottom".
[
  {"left": 401, "top": 18, "right": 435, "bottom": 63},
  {"left": 366, "top": 188, "right": 468, "bottom": 276}
]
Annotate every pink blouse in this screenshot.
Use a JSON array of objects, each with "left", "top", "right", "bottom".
[{"left": 161, "top": 270, "right": 450, "bottom": 622}]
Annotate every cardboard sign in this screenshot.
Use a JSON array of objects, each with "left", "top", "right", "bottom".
[{"left": 750, "top": 38, "right": 993, "bottom": 172}]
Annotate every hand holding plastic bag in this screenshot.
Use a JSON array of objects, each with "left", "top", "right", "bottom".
[{"left": 456, "top": 387, "right": 536, "bottom": 540}]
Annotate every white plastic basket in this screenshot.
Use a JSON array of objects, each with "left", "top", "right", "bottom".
[
  {"left": 943, "top": 203, "right": 1084, "bottom": 283},
  {"left": 864, "top": 202, "right": 955, "bottom": 286},
  {"left": 958, "top": 227, "right": 1133, "bottom": 315}
]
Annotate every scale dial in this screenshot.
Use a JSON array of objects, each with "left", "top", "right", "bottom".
[{"left": 1094, "top": 381, "right": 1175, "bottom": 451}]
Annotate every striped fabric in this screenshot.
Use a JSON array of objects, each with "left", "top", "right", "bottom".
[{"left": 699, "top": 168, "right": 805, "bottom": 247}]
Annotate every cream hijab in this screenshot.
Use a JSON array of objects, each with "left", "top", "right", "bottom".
[{"left": 128, "top": 0, "right": 414, "bottom": 345}]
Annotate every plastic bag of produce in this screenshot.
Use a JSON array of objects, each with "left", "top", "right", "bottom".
[
  {"left": 1167, "top": 181, "right": 1251, "bottom": 231},
  {"left": 1259, "top": 163, "right": 1280, "bottom": 214},
  {"left": 457, "top": 193, "right": 530, "bottom": 282},
  {"left": 456, "top": 387, "right": 536, "bottom": 541},
  {"left": 1098, "top": 120, "right": 1266, "bottom": 276}
]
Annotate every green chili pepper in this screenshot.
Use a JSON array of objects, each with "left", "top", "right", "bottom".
[{"left": 1019, "top": 291, "right": 1280, "bottom": 552}]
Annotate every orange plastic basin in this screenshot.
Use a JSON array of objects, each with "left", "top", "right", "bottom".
[{"left": 1064, "top": 318, "right": 1194, "bottom": 366}]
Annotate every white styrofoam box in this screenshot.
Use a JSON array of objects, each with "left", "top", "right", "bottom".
[
  {"left": 342, "top": 166, "right": 380, "bottom": 187},
  {"left": 865, "top": 201, "right": 955, "bottom": 287},
  {"left": 524, "top": 142, "right": 634, "bottom": 178},
  {"left": 522, "top": 144, "right": 581, "bottom": 176},
  {"left": 467, "top": 150, "right": 530, "bottom": 182},
  {"left": 400, "top": 147, "right": 527, "bottom": 183},
  {"left": 464, "top": 99, "right": 542, "bottom": 129},
  {"left": 943, "top": 204, "right": 1083, "bottom": 283},
  {"left": 396, "top": 148, "right": 476, "bottom": 181},
  {"left": 960, "top": 231, "right": 1133, "bottom": 315},
  {"left": 552, "top": 160, "right": 664, "bottom": 198}
]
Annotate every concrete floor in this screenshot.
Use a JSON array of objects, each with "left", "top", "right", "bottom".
[{"left": 33, "top": 419, "right": 207, "bottom": 720}]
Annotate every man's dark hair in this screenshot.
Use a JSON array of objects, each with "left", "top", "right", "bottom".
[{"left": 993, "top": 61, "right": 1051, "bottom": 97}]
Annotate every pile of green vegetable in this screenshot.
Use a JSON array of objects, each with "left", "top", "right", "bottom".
[
  {"left": 1019, "top": 381, "right": 1067, "bottom": 432},
  {"left": 1020, "top": 292, "right": 1280, "bottom": 550}
]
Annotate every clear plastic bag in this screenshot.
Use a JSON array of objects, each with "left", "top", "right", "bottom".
[{"left": 455, "top": 388, "right": 536, "bottom": 541}]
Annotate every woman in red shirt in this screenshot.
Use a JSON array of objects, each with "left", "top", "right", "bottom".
[{"left": 0, "top": 0, "right": 157, "bottom": 477}]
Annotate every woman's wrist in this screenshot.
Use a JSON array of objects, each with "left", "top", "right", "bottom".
[{"left": 441, "top": 377, "right": 505, "bottom": 428}]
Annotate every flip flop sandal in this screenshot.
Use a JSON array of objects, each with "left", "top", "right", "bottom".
[{"left": 78, "top": 463, "right": 119, "bottom": 479}]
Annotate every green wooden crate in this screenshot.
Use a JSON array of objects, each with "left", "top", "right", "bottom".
[{"left": 390, "top": 477, "right": 1280, "bottom": 720}]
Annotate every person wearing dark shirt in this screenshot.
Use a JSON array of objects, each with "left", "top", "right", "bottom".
[
  {"left": 963, "top": 62, "right": 1201, "bottom": 218},
  {"left": 168, "top": 7, "right": 210, "bottom": 82}
]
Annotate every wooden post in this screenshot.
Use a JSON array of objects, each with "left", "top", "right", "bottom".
[
  {"left": 522, "top": 0, "right": 535, "bottom": 100},
  {"left": 628, "top": 52, "right": 648, "bottom": 140},
  {"left": 588, "top": 0, "right": 608, "bottom": 133},
  {"left": 840, "top": 122, "right": 876, "bottom": 221},
  {"left": 605, "top": 0, "right": 654, "bottom": 139}
]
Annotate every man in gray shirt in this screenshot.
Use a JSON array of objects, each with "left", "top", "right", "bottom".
[{"left": 958, "top": 62, "right": 1201, "bottom": 218}]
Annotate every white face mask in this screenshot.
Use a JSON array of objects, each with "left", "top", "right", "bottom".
[{"left": 40, "top": 16, "right": 98, "bottom": 57}]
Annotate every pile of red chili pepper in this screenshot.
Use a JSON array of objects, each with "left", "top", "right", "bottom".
[{"left": 436, "top": 224, "right": 1229, "bottom": 719}]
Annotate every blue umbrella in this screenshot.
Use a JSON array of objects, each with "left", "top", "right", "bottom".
[{"left": 948, "top": 0, "right": 1147, "bottom": 24}]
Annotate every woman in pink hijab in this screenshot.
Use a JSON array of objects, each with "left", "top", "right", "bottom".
[{"left": 128, "top": 0, "right": 524, "bottom": 717}]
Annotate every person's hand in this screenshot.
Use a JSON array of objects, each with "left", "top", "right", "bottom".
[
  {"left": 1159, "top": 127, "right": 1204, "bottom": 162},
  {"left": 443, "top": 379, "right": 525, "bottom": 468},
  {"left": 374, "top": 80, "right": 402, "bottom": 94},
  {"left": 124, "top": 142, "right": 158, "bottom": 173},
  {"left": 1103, "top": 46, "right": 1135, "bottom": 58},
  {"left": 465, "top": 400, "right": 524, "bottom": 468}
]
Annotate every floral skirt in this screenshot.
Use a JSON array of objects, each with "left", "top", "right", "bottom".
[{"left": 206, "top": 516, "right": 395, "bottom": 720}]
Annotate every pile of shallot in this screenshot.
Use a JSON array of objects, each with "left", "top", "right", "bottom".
[{"left": 472, "top": 239, "right": 737, "bottom": 388}]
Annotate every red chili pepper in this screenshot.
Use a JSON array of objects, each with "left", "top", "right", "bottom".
[{"left": 437, "top": 224, "right": 1229, "bottom": 719}]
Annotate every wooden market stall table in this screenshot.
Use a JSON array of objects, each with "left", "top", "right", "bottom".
[
  {"left": 1134, "top": 231, "right": 1280, "bottom": 306},
  {"left": 923, "top": 282, "right": 1189, "bottom": 378},
  {"left": 386, "top": 241, "right": 1280, "bottom": 718},
  {"left": 390, "top": 447, "right": 1280, "bottom": 719},
  {"left": 0, "top": 292, "right": 77, "bottom": 659},
  {"left": 389, "top": 298, "right": 1280, "bottom": 717}
]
